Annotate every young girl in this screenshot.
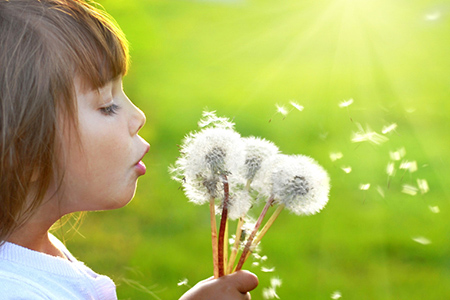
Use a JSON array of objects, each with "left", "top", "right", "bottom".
[{"left": 0, "top": 0, "right": 258, "bottom": 299}]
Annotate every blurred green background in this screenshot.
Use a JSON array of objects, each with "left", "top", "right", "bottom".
[{"left": 58, "top": 0, "right": 450, "bottom": 299}]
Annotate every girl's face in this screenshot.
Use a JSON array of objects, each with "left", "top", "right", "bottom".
[{"left": 58, "top": 77, "right": 149, "bottom": 213}]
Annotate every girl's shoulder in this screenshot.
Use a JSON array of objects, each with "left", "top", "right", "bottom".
[{"left": 0, "top": 236, "right": 118, "bottom": 300}]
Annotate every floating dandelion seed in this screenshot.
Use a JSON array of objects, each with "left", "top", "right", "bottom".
[
  {"left": 262, "top": 277, "right": 282, "bottom": 299},
  {"left": 276, "top": 104, "right": 288, "bottom": 116},
  {"left": 417, "top": 178, "right": 429, "bottom": 194},
  {"left": 359, "top": 183, "right": 371, "bottom": 190},
  {"left": 399, "top": 160, "right": 418, "bottom": 173},
  {"left": 339, "top": 98, "right": 354, "bottom": 108},
  {"left": 290, "top": 101, "right": 304, "bottom": 111},
  {"left": 389, "top": 148, "right": 406, "bottom": 161},
  {"left": 386, "top": 162, "right": 396, "bottom": 177},
  {"left": 412, "top": 236, "right": 431, "bottom": 245},
  {"left": 329, "top": 152, "right": 343, "bottom": 162},
  {"left": 429, "top": 206, "right": 440, "bottom": 213},
  {"left": 341, "top": 166, "right": 352, "bottom": 174},
  {"left": 262, "top": 287, "right": 280, "bottom": 299},
  {"left": 402, "top": 184, "right": 418, "bottom": 196},
  {"left": 382, "top": 123, "right": 398, "bottom": 134},
  {"left": 177, "top": 278, "right": 189, "bottom": 287},
  {"left": 351, "top": 123, "right": 388, "bottom": 145},
  {"left": 261, "top": 267, "right": 276, "bottom": 273},
  {"left": 377, "top": 185, "right": 385, "bottom": 198},
  {"left": 331, "top": 290, "right": 342, "bottom": 299}
]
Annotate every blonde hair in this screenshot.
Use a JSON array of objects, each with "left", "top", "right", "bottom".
[{"left": 0, "top": 0, "right": 129, "bottom": 242}]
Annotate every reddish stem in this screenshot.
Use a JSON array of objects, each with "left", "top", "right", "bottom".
[
  {"left": 217, "top": 175, "right": 230, "bottom": 277},
  {"left": 235, "top": 196, "right": 275, "bottom": 271}
]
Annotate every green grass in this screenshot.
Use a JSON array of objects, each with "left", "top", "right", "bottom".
[{"left": 57, "top": 0, "right": 450, "bottom": 299}]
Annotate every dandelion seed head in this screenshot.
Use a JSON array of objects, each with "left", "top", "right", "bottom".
[
  {"left": 417, "top": 179, "right": 429, "bottom": 194},
  {"left": 290, "top": 101, "right": 304, "bottom": 111},
  {"left": 402, "top": 184, "right": 418, "bottom": 196},
  {"left": 351, "top": 123, "right": 388, "bottom": 145},
  {"left": 242, "top": 137, "right": 279, "bottom": 181},
  {"left": 382, "top": 123, "right": 398, "bottom": 134},
  {"left": 270, "top": 277, "right": 282, "bottom": 288},
  {"left": 429, "top": 205, "right": 440, "bottom": 213},
  {"left": 412, "top": 236, "right": 431, "bottom": 245},
  {"left": 170, "top": 125, "right": 246, "bottom": 205},
  {"left": 255, "top": 154, "right": 330, "bottom": 215},
  {"left": 227, "top": 188, "right": 253, "bottom": 220},
  {"left": 329, "top": 152, "right": 343, "bottom": 162},
  {"left": 331, "top": 291, "right": 342, "bottom": 299},
  {"left": 339, "top": 98, "right": 354, "bottom": 108}
]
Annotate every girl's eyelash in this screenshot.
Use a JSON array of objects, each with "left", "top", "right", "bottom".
[{"left": 100, "top": 104, "right": 120, "bottom": 116}]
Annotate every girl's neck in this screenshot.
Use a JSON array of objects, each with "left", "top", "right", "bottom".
[{"left": 7, "top": 205, "right": 68, "bottom": 259}]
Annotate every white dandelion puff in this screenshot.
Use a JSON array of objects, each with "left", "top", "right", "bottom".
[
  {"left": 329, "top": 152, "right": 343, "bottom": 162},
  {"left": 242, "top": 137, "right": 279, "bottom": 182},
  {"left": 331, "top": 290, "right": 342, "bottom": 299},
  {"left": 351, "top": 123, "right": 388, "bottom": 145},
  {"left": 389, "top": 148, "right": 406, "bottom": 161},
  {"left": 412, "top": 236, "right": 431, "bottom": 245},
  {"left": 382, "top": 123, "right": 398, "bottom": 134},
  {"left": 359, "top": 183, "right": 371, "bottom": 190},
  {"left": 339, "top": 98, "right": 354, "bottom": 108},
  {"left": 254, "top": 154, "right": 330, "bottom": 215},
  {"left": 429, "top": 206, "right": 440, "bottom": 213},
  {"left": 227, "top": 189, "right": 253, "bottom": 220},
  {"left": 341, "top": 166, "right": 352, "bottom": 174},
  {"left": 402, "top": 184, "right": 418, "bottom": 196},
  {"left": 417, "top": 179, "right": 429, "bottom": 194},
  {"left": 169, "top": 114, "right": 246, "bottom": 205},
  {"left": 290, "top": 101, "right": 304, "bottom": 111},
  {"left": 399, "top": 160, "right": 418, "bottom": 173}
]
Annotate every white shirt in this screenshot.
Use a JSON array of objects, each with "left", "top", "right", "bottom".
[{"left": 0, "top": 234, "right": 117, "bottom": 300}]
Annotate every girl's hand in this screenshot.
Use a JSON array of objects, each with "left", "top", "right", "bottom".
[{"left": 179, "top": 270, "right": 259, "bottom": 300}]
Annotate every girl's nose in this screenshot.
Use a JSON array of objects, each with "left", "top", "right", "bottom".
[{"left": 129, "top": 103, "right": 146, "bottom": 136}]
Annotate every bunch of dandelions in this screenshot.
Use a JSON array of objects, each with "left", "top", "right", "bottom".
[{"left": 170, "top": 111, "right": 330, "bottom": 278}]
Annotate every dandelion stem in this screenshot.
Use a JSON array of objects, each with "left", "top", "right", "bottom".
[
  {"left": 227, "top": 216, "right": 245, "bottom": 274},
  {"left": 235, "top": 196, "right": 275, "bottom": 272},
  {"left": 209, "top": 197, "right": 219, "bottom": 278},
  {"left": 217, "top": 175, "right": 230, "bottom": 277},
  {"left": 252, "top": 204, "right": 284, "bottom": 248},
  {"left": 224, "top": 220, "right": 229, "bottom": 275}
]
